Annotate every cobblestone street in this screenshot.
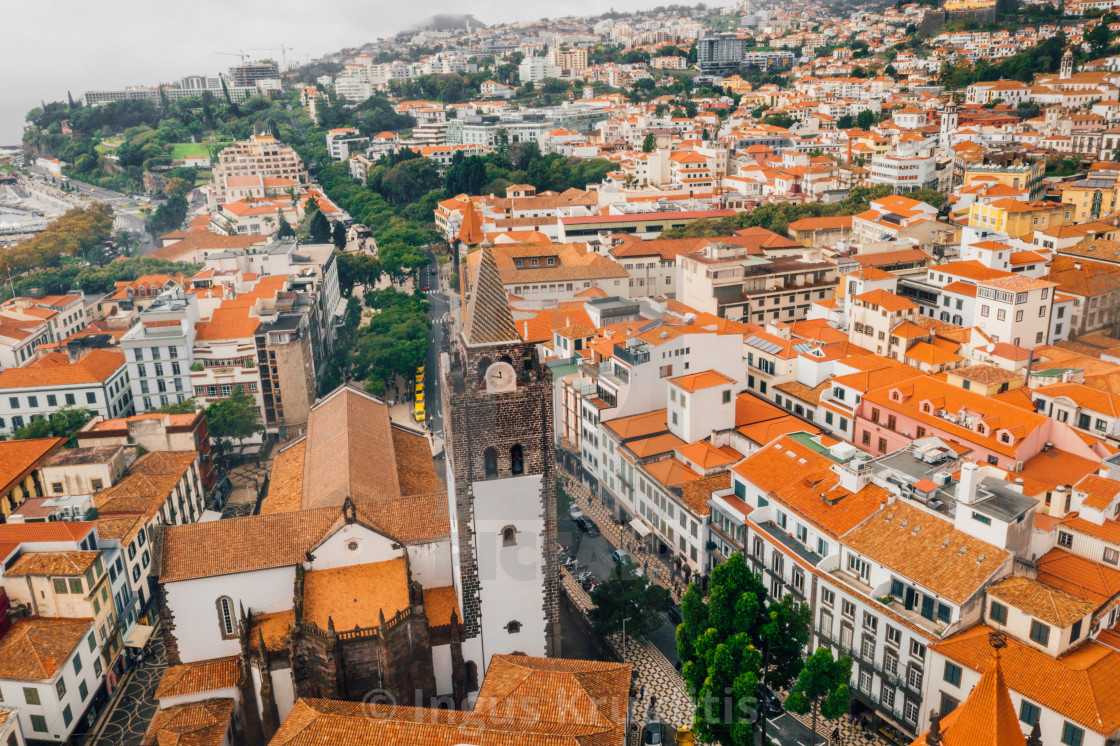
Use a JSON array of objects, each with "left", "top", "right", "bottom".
[
  {"left": 561, "top": 569, "right": 695, "bottom": 733},
  {"left": 88, "top": 633, "right": 167, "bottom": 746},
  {"left": 561, "top": 473, "right": 689, "bottom": 602}
]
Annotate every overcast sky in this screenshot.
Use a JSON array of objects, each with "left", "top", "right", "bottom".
[{"left": 1, "top": 0, "right": 673, "bottom": 144}]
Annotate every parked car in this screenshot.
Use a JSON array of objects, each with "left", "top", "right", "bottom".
[
  {"left": 569, "top": 504, "right": 584, "bottom": 520},
  {"left": 665, "top": 605, "right": 683, "bottom": 625},
  {"left": 610, "top": 549, "right": 645, "bottom": 575},
  {"left": 756, "top": 685, "right": 783, "bottom": 718},
  {"left": 641, "top": 722, "right": 663, "bottom": 745},
  {"left": 574, "top": 516, "right": 600, "bottom": 537}
]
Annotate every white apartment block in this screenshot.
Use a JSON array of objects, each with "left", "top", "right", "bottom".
[
  {"left": 0, "top": 350, "right": 132, "bottom": 434},
  {"left": 121, "top": 289, "right": 198, "bottom": 413}
]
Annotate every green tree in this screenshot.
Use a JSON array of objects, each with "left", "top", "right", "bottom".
[
  {"left": 642, "top": 133, "right": 657, "bottom": 153},
  {"left": 276, "top": 210, "right": 295, "bottom": 239},
  {"left": 588, "top": 562, "right": 672, "bottom": 639},
  {"left": 331, "top": 220, "right": 347, "bottom": 249},
  {"left": 335, "top": 250, "right": 383, "bottom": 294},
  {"left": 11, "top": 407, "right": 94, "bottom": 447},
  {"left": 785, "top": 647, "right": 853, "bottom": 740},
  {"left": 1087, "top": 21, "right": 1110, "bottom": 56},
  {"left": 145, "top": 194, "right": 188, "bottom": 238},
  {"left": 762, "top": 113, "right": 794, "bottom": 129},
  {"left": 678, "top": 553, "right": 770, "bottom": 746},
  {"left": 906, "top": 187, "right": 947, "bottom": 208},
  {"left": 856, "top": 109, "right": 876, "bottom": 129},
  {"left": 757, "top": 594, "right": 812, "bottom": 744},
  {"left": 113, "top": 229, "right": 136, "bottom": 254},
  {"left": 149, "top": 398, "right": 199, "bottom": 415},
  {"left": 206, "top": 386, "right": 262, "bottom": 445},
  {"left": 308, "top": 210, "right": 331, "bottom": 244}
]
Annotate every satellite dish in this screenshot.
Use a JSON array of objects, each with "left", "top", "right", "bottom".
[{"left": 986, "top": 343, "right": 995, "bottom": 352}]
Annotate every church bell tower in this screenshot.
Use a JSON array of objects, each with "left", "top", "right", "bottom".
[{"left": 440, "top": 246, "right": 560, "bottom": 684}]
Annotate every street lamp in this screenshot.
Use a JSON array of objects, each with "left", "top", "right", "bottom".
[{"left": 622, "top": 616, "right": 632, "bottom": 659}]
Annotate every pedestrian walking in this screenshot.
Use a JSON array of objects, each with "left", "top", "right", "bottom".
[
  {"left": 831, "top": 725, "right": 841, "bottom": 743},
  {"left": 638, "top": 685, "right": 645, "bottom": 702}
]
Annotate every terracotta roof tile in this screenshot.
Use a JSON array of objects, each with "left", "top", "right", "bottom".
[
  {"left": 270, "top": 654, "right": 631, "bottom": 745},
  {"left": 0, "top": 438, "right": 65, "bottom": 493},
  {"left": 987, "top": 575, "right": 1096, "bottom": 627},
  {"left": 934, "top": 623, "right": 1120, "bottom": 736},
  {"left": 910, "top": 650, "right": 1025, "bottom": 746},
  {"left": 259, "top": 441, "right": 305, "bottom": 515},
  {"left": 142, "top": 697, "right": 234, "bottom": 746},
  {"left": 303, "top": 559, "right": 410, "bottom": 631},
  {"left": 845, "top": 502, "right": 1009, "bottom": 604},
  {"left": 0, "top": 617, "right": 92, "bottom": 680},
  {"left": 156, "top": 657, "right": 240, "bottom": 700},
  {"left": 0, "top": 350, "right": 124, "bottom": 389},
  {"left": 1036, "top": 548, "right": 1120, "bottom": 609},
  {"left": 6, "top": 551, "right": 99, "bottom": 578},
  {"left": 1074, "top": 474, "right": 1120, "bottom": 511},
  {"left": 732, "top": 435, "right": 887, "bottom": 538}
]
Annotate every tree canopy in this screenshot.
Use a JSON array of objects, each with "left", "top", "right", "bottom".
[
  {"left": 588, "top": 563, "right": 672, "bottom": 639},
  {"left": 677, "top": 553, "right": 810, "bottom": 746},
  {"left": 206, "top": 386, "right": 262, "bottom": 444},
  {"left": 11, "top": 407, "right": 94, "bottom": 447}
]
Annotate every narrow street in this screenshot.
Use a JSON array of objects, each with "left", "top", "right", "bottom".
[{"left": 85, "top": 634, "right": 167, "bottom": 746}]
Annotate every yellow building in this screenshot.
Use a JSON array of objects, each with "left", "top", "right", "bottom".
[
  {"left": 968, "top": 198, "right": 1069, "bottom": 239},
  {"left": 1060, "top": 175, "right": 1120, "bottom": 222},
  {"left": 964, "top": 160, "right": 1045, "bottom": 200},
  {"left": 0, "top": 437, "right": 65, "bottom": 519}
]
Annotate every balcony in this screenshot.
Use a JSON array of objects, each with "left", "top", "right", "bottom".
[
  {"left": 757, "top": 520, "right": 824, "bottom": 566},
  {"left": 613, "top": 343, "right": 650, "bottom": 367},
  {"left": 817, "top": 626, "right": 920, "bottom": 695}
]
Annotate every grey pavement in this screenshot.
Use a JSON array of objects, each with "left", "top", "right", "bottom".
[{"left": 88, "top": 633, "right": 167, "bottom": 746}]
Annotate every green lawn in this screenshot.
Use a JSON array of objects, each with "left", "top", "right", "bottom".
[
  {"left": 170, "top": 142, "right": 211, "bottom": 159},
  {"left": 170, "top": 142, "right": 231, "bottom": 160}
]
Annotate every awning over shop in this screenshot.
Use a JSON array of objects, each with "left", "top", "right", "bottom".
[
  {"left": 628, "top": 518, "right": 652, "bottom": 538},
  {"left": 122, "top": 624, "right": 154, "bottom": 649}
]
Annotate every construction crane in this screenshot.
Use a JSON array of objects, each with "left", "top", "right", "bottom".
[
  {"left": 249, "top": 46, "right": 292, "bottom": 72},
  {"left": 214, "top": 50, "right": 250, "bottom": 65}
]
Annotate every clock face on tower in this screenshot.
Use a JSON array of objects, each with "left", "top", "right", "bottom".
[{"left": 484, "top": 361, "right": 517, "bottom": 393}]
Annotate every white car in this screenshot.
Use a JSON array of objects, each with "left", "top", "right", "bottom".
[{"left": 568, "top": 504, "right": 583, "bottom": 520}]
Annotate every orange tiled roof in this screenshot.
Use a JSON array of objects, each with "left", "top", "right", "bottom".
[
  {"left": 0, "top": 437, "right": 65, "bottom": 493},
  {"left": 156, "top": 656, "right": 240, "bottom": 700},
  {"left": 271, "top": 655, "right": 631, "bottom": 745},
  {"left": 670, "top": 369, "right": 735, "bottom": 393},
  {"left": 0, "top": 617, "right": 92, "bottom": 680},
  {"left": 1074, "top": 473, "right": 1120, "bottom": 511},
  {"left": 603, "top": 409, "right": 667, "bottom": 440},
  {"left": 987, "top": 575, "right": 1096, "bottom": 627},
  {"left": 0, "top": 350, "right": 124, "bottom": 389},
  {"left": 731, "top": 435, "right": 887, "bottom": 538},
  {"left": 141, "top": 698, "right": 233, "bottom": 746},
  {"left": 844, "top": 502, "right": 1009, "bottom": 604},
  {"left": 1036, "top": 548, "right": 1120, "bottom": 609},
  {"left": 910, "top": 649, "right": 1025, "bottom": 746},
  {"left": 302, "top": 559, "right": 410, "bottom": 631},
  {"left": 6, "top": 551, "right": 99, "bottom": 578},
  {"left": 934, "top": 623, "right": 1120, "bottom": 736},
  {"left": 853, "top": 289, "right": 917, "bottom": 312}
]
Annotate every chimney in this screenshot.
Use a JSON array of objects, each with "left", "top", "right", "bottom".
[{"left": 956, "top": 461, "right": 980, "bottom": 505}]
